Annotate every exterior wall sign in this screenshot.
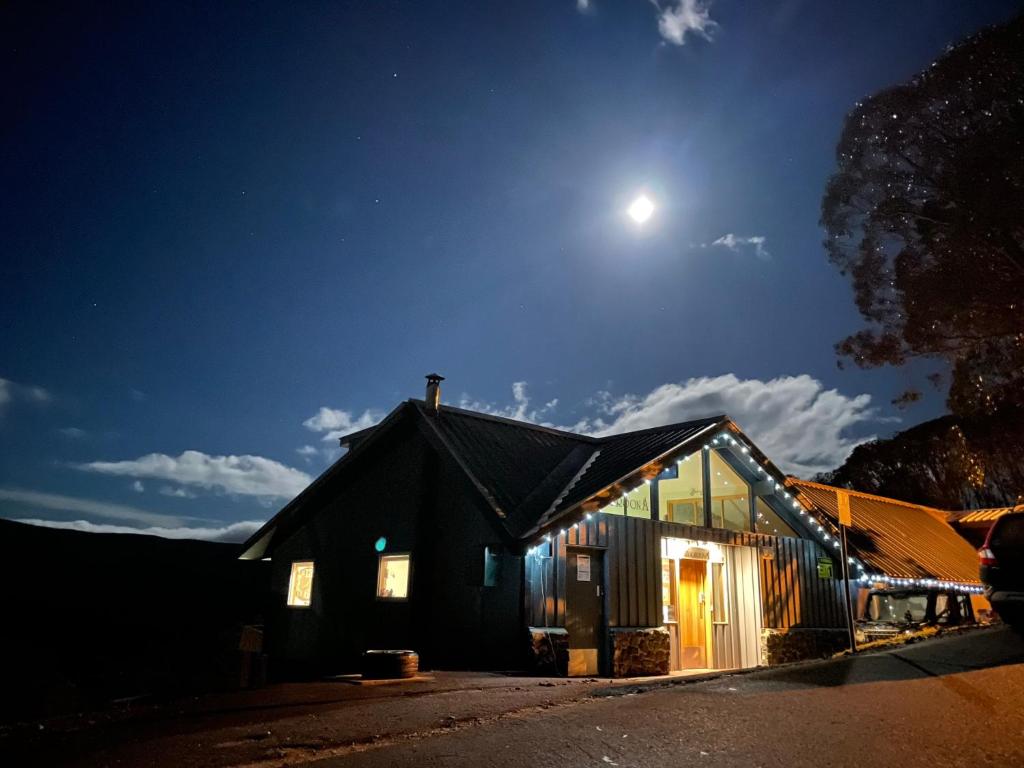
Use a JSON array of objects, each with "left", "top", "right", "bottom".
[
  {"left": 683, "top": 546, "right": 710, "bottom": 561},
  {"left": 577, "top": 554, "right": 591, "bottom": 581},
  {"left": 817, "top": 556, "right": 834, "bottom": 579}
]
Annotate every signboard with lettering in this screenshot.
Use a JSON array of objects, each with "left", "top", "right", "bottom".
[
  {"left": 817, "top": 557, "right": 834, "bottom": 579},
  {"left": 837, "top": 491, "right": 852, "bottom": 527}
]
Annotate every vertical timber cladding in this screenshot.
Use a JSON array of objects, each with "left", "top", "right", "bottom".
[
  {"left": 525, "top": 515, "right": 610, "bottom": 627},
  {"left": 759, "top": 535, "right": 847, "bottom": 629},
  {"left": 526, "top": 514, "right": 846, "bottom": 631}
]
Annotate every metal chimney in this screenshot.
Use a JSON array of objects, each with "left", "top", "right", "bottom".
[{"left": 425, "top": 373, "right": 444, "bottom": 413}]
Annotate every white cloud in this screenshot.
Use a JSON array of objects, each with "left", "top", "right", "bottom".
[
  {"left": 59, "top": 427, "right": 87, "bottom": 439},
  {"left": 78, "top": 450, "right": 311, "bottom": 499},
  {"left": 461, "top": 375, "right": 878, "bottom": 476},
  {"left": 303, "top": 407, "right": 382, "bottom": 443},
  {"left": 0, "top": 487, "right": 184, "bottom": 527},
  {"left": 651, "top": 0, "right": 717, "bottom": 46},
  {"left": 458, "top": 382, "right": 559, "bottom": 424},
  {"left": 26, "top": 385, "right": 51, "bottom": 403},
  {"left": 132, "top": 480, "right": 145, "bottom": 493},
  {"left": 159, "top": 485, "right": 197, "bottom": 498},
  {"left": 13, "top": 518, "right": 264, "bottom": 543},
  {"left": 296, "top": 445, "right": 319, "bottom": 457},
  {"left": 567, "top": 374, "right": 878, "bottom": 476},
  {"left": 711, "top": 233, "right": 771, "bottom": 260},
  {"left": 0, "top": 376, "right": 51, "bottom": 417},
  {"left": 576, "top": 0, "right": 591, "bottom": 12}
]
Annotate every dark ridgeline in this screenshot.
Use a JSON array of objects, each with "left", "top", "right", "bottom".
[{"left": 0, "top": 519, "right": 268, "bottom": 722}]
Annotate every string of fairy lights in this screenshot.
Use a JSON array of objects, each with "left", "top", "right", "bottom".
[{"left": 527, "top": 429, "right": 985, "bottom": 595}]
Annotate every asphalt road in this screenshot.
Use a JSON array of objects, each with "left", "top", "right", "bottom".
[
  {"left": 6, "top": 626, "right": 1023, "bottom": 767},
  {"left": 323, "top": 627, "right": 1024, "bottom": 768}
]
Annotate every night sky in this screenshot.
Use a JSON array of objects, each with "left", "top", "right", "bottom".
[{"left": 2, "top": 1, "right": 1020, "bottom": 540}]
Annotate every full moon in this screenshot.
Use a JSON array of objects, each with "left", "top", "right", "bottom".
[{"left": 627, "top": 194, "right": 655, "bottom": 224}]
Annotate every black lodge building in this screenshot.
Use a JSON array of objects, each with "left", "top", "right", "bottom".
[{"left": 240, "top": 375, "right": 982, "bottom": 679}]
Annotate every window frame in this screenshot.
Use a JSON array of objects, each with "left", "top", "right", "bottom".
[
  {"left": 376, "top": 552, "right": 412, "bottom": 601},
  {"left": 665, "top": 496, "right": 703, "bottom": 526},
  {"left": 286, "top": 560, "right": 315, "bottom": 608}
]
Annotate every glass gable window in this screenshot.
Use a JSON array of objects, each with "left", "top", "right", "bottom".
[
  {"left": 708, "top": 451, "right": 752, "bottom": 532},
  {"left": 658, "top": 453, "right": 703, "bottom": 524},
  {"left": 755, "top": 497, "right": 798, "bottom": 537},
  {"left": 599, "top": 483, "right": 652, "bottom": 518},
  {"left": 377, "top": 554, "right": 410, "bottom": 600},
  {"left": 287, "top": 561, "right": 314, "bottom": 607}
]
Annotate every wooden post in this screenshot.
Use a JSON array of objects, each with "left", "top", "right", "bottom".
[{"left": 837, "top": 491, "right": 858, "bottom": 653}]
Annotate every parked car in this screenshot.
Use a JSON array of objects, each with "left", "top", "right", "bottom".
[
  {"left": 979, "top": 511, "right": 1024, "bottom": 630},
  {"left": 857, "top": 589, "right": 974, "bottom": 641}
]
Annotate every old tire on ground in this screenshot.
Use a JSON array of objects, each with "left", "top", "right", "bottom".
[{"left": 361, "top": 650, "right": 419, "bottom": 679}]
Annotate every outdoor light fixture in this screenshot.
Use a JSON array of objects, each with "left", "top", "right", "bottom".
[{"left": 374, "top": 536, "right": 387, "bottom": 553}]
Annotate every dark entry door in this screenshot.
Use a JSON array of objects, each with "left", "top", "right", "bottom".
[{"left": 566, "top": 548, "right": 604, "bottom": 676}]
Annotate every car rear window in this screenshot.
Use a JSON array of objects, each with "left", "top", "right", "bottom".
[{"left": 992, "top": 514, "right": 1024, "bottom": 547}]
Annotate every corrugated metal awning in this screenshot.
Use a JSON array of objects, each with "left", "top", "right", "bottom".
[{"left": 789, "top": 479, "right": 981, "bottom": 585}]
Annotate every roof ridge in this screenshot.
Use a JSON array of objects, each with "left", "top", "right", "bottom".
[
  {"left": 412, "top": 399, "right": 599, "bottom": 443},
  {"left": 593, "top": 414, "right": 726, "bottom": 442}
]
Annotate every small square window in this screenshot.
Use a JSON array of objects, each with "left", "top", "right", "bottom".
[
  {"left": 377, "top": 554, "right": 410, "bottom": 600},
  {"left": 287, "top": 561, "right": 314, "bottom": 607}
]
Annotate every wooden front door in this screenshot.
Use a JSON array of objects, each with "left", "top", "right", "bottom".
[
  {"left": 566, "top": 548, "right": 604, "bottom": 676},
  {"left": 677, "top": 558, "right": 708, "bottom": 669}
]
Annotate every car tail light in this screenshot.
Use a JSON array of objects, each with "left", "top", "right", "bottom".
[{"left": 978, "top": 547, "right": 997, "bottom": 567}]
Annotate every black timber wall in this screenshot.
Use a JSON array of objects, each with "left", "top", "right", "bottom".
[
  {"left": 526, "top": 514, "right": 847, "bottom": 631},
  {"left": 268, "top": 419, "right": 523, "bottom": 677}
]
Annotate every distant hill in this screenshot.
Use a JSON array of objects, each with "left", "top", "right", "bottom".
[
  {"left": 816, "top": 407, "right": 1024, "bottom": 509},
  {"left": 0, "top": 519, "right": 268, "bottom": 722}
]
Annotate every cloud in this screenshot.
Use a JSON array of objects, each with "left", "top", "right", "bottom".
[
  {"left": 132, "top": 480, "right": 145, "bottom": 493},
  {"left": 59, "top": 427, "right": 87, "bottom": 439},
  {"left": 296, "top": 445, "right": 319, "bottom": 457},
  {"left": 13, "top": 518, "right": 264, "bottom": 543},
  {"left": 458, "top": 382, "right": 559, "bottom": 424},
  {"left": 460, "top": 375, "right": 878, "bottom": 476},
  {"left": 0, "top": 376, "right": 52, "bottom": 417},
  {"left": 0, "top": 487, "right": 185, "bottom": 527},
  {"left": 650, "top": 0, "right": 717, "bottom": 46},
  {"left": 78, "top": 450, "right": 311, "bottom": 499},
  {"left": 159, "top": 485, "right": 197, "bottom": 499},
  {"left": 566, "top": 374, "right": 878, "bottom": 476},
  {"left": 710, "top": 233, "right": 771, "bottom": 260},
  {"left": 576, "top": 0, "right": 591, "bottom": 12},
  {"left": 303, "top": 407, "right": 382, "bottom": 443}
]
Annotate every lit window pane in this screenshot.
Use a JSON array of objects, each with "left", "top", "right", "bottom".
[
  {"left": 377, "top": 554, "right": 410, "bottom": 599},
  {"left": 287, "top": 561, "right": 314, "bottom": 607},
  {"left": 658, "top": 452, "right": 704, "bottom": 523},
  {"left": 709, "top": 451, "right": 751, "bottom": 532},
  {"left": 755, "top": 497, "right": 798, "bottom": 537}
]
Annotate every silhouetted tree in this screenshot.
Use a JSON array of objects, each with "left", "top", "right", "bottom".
[
  {"left": 817, "top": 410, "right": 1024, "bottom": 509},
  {"left": 821, "top": 15, "right": 1024, "bottom": 415}
]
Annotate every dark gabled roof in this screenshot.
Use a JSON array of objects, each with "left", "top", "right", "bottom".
[
  {"left": 240, "top": 398, "right": 732, "bottom": 557},
  {"left": 416, "top": 403, "right": 724, "bottom": 539},
  {"left": 417, "top": 402, "right": 596, "bottom": 519},
  {"left": 530, "top": 417, "right": 724, "bottom": 534},
  {"left": 789, "top": 479, "right": 981, "bottom": 585}
]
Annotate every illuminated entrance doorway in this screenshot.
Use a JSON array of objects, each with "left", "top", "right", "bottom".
[
  {"left": 677, "top": 558, "right": 709, "bottom": 669},
  {"left": 662, "top": 537, "right": 764, "bottom": 671}
]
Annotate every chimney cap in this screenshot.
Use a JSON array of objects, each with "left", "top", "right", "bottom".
[{"left": 425, "top": 372, "right": 445, "bottom": 383}]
